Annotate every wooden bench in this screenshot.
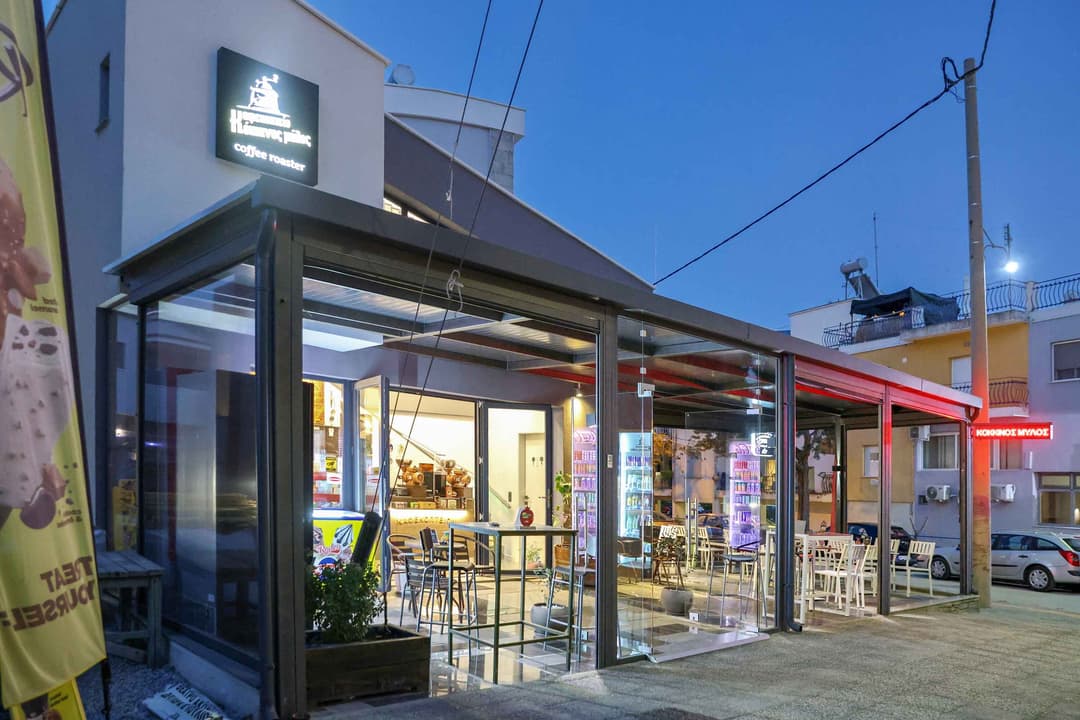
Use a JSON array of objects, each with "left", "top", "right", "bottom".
[{"left": 97, "top": 550, "right": 164, "bottom": 667}]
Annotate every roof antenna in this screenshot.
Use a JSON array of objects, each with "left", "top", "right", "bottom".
[{"left": 873, "top": 212, "right": 880, "bottom": 289}]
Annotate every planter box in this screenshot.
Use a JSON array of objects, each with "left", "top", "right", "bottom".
[{"left": 307, "top": 625, "right": 430, "bottom": 706}]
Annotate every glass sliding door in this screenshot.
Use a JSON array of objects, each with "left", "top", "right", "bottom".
[
  {"left": 356, "top": 376, "right": 390, "bottom": 584},
  {"left": 479, "top": 402, "right": 552, "bottom": 571}
]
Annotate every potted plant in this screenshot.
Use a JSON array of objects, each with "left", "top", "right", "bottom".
[
  {"left": 654, "top": 535, "right": 693, "bottom": 616},
  {"left": 553, "top": 470, "right": 573, "bottom": 566},
  {"left": 306, "top": 560, "right": 430, "bottom": 706}
]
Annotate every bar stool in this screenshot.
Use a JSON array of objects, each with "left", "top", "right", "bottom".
[
  {"left": 544, "top": 551, "right": 595, "bottom": 661},
  {"left": 708, "top": 542, "right": 766, "bottom": 628}
]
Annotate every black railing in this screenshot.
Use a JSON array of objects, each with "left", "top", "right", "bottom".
[
  {"left": 1033, "top": 273, "right": 1080, "bottom": 309},
  {"left": 821, "top": 311, "right": 916, "bottom": 348},
  {"left": 944, "top": 280, "right": 1027, "bottom": 320},
  {"left": 950, "top": 377, "right": 1028, "bottom": 406},
  {"left": 822, "top": 274, "right": 1080, "bottom": 348}
]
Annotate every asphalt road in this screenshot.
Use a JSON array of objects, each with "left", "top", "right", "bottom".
[{"left": 991, "top": 579, "right": 1080, "bottom": 614}]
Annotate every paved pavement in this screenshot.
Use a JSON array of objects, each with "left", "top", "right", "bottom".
[{"left": 321, "top": 604, "right": 1080, "bottom": 720}]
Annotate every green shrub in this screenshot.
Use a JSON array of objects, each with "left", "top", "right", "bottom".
[{"left": 306, "top": 560, "right": 384, "bottom": 644}]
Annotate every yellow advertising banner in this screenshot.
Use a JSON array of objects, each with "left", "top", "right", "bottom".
[
  {"left": 0, "top": 0, "right": 106, "bottom": 708},
  {"left": 10, "top": 678, "right": 87, "bottom": 720}
]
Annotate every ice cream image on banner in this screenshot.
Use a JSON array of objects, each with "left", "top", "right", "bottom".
[{"left": 0, "top": 318, "right": 73, "bottom": 527}]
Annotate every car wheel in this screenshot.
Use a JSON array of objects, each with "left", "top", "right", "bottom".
[
  {"left": 930, "top": 556, "right": 950, "bottom": 580},
  {"left": 1025, "top": 565, "right": 1055, "bottom": 592}
]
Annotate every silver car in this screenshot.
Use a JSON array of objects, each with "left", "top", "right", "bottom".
[{"left": 932, "top": 530, "right": 1080, "bottom": 592}]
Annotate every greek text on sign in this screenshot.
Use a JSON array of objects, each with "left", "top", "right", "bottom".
[
  {"left": 215, "top": 48, "right": 318, "bottom": 185},
  {"left": 972, "top": 422, "right": 1053, "bottom": 440}
]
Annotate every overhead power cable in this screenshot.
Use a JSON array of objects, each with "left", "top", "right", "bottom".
[
  {"left": 654, "top": 0, "right": 997, "bottom": 286},
  {"left": 381, "top": 0, "right": 492, "bottom": 507},
  {"left": 389, "top": 0, "right": 545, "bottom": 488}
]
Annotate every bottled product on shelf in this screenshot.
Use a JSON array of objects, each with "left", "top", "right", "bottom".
[
  {"left": 727, "top": 439, "right": 761, "bottom": 551},
  {"left": 572, "top": 426, "right": 598, "bottom": 555},
  {"left": 618, "top": 432, "right": 653, "bottom": 540}
]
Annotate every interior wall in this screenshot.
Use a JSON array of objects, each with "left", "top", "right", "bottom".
[{"left": 388, "top": 406, "right": 476, "bottom": 477}]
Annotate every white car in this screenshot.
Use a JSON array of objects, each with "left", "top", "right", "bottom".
[{"left": 933, "top": 530, "right": 1080, "bottom": 591}]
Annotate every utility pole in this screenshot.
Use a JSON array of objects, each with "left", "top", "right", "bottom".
[{"left": 964, "top": 57, "right": 992, "bottom": 608}]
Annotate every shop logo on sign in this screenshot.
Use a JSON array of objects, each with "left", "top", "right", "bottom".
[
  {"left": 0, "top": 24, "right": 35, "bottom": 116},
  {"left": 216, "top": 48, "right": 319, "bottom": 185}
]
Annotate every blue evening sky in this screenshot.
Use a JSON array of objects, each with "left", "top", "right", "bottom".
[
  {"left": 42, "top": 1, "right": 1079, "bottom": 329},
  {"left": 307, "top": 1, "right": 1078, "bottom": 330}
]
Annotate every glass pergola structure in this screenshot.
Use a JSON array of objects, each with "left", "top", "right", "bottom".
[{"left": 105, "top": 176, "right": 980, "bottom": 718}]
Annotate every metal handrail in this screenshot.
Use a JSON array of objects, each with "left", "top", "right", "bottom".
[
  {"left": 822, "top": 274, "right": 1080, "bottom": 348},
  {"left": 950, "top": 377, "right": 1028, "bottom": 406}
]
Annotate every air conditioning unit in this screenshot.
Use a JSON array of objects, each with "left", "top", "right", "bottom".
[
  {"left": 909, "top": 425, "right": 931, "bottom": 441},
  {"left": 990, "top": 483, "right": 1016, "bottom": 503},
  {"left": 925, "top": 484, "right": 951, "bottom": 502}
]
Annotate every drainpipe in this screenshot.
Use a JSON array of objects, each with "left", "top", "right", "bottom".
[{"left": 255, "top": 209, "right": 280, "bottom": 720}]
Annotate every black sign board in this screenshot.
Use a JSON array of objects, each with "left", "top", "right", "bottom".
[{"left": 215, "top": 47, "right": 319, "bottom": 185}]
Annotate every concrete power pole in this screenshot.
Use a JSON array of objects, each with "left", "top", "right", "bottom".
[{"left": 963, "top": 57, "right": 992, "bottom": 607}]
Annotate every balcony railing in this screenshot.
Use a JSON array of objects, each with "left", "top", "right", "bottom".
[
  {"left": 950, "top": 378, "right": 1028, "bottom": 407},
  {"left": 944, "top": 280, "right": 1027, "bottom": 320},
  {"left": 1033, "top": 273, "right": 1080, "bottom": 309},
  {"left": 821, "top": 273, "right": 1080, "bottom": 348}
]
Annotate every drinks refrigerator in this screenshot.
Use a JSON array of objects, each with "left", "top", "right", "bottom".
[
  {"left": 727, "top": 439, "right": 761, "bottom": 551},
  {"left": 571, "top": 426, "right": 598, "bottom": 556},
  {"left": 618, "top": 432, "right": 653, "bottom": 539}
]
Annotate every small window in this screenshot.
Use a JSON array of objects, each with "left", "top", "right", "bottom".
[
  {"left": 382, "top": 197, "right": 403, "bottom": 215},
  {"left": 97, "top": 54, "right": 110, "bottom": 131},
  {"left": 1053, "top": 340, "right": 1080, "bottom": 381},
  {"left": 862, "top": 445, "right": 880, "bottom": 478},
  {"left": 992, "top": 439, "right": 1024, "bottom": 470},
  {"left": 922, "top": 434, "right": 958, "bottom": 470}
]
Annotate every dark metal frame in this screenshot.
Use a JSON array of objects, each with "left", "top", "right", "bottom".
[
  {"left": 106, "top": 178, "right": 982, "bottom": 719},
  {"left": 476, "top": 400, "right": 555, "bottom": 529}
]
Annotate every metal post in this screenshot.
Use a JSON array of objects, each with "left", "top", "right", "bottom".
[
  {"left": 595, "top": 308, "right": 620, "bottom": 666},
  {"left": 256, "top": 209, "right": 307, "bottom": 718},
  {"left": 777, "top": 354, "right": 798, "bottom": 631},
  {"left": 877, "top": 394, "right": 892, "bottom": 616},
  {"left": 964, "top": 56, "right": 992, "bottom": 608},
  {"left": 959, "top": 420, "right": 974, "bottom": 595},
  {"left": 835, "top": 421, "right": 847, "bottom": 534}
]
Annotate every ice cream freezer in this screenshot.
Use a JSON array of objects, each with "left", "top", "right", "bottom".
[{"left": 311, "top": 508, "right": 365, "bottom": 566}]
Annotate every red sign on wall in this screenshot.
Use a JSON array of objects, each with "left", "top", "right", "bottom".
[{"left": 972, "top": 422, "right": 1053, "bottom": 440}]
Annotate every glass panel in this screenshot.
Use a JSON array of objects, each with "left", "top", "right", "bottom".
[
  {"left": 999, "top": 439, "right": 1023, "bottom": 470},
  {"left": 103, "top": 306, "right": 138, "bottom": 550},
  {"left": 142, "top": 262, "right": 259, "bottom": 656},
  {"left": 300, "top": 262, "right": 598, "bottom": 676},
  {"left": 1040, "top": 492, "right": 1078, "bottom": 525},
  {"left": 616, "top": 315, "right": 778, "bottom": 662},
  {"left": 1040, "top": 474, "right": 1071, "bottom": 489},
  {"left": 357, "top": 380, "right": 383, "bottom": 513},
  {"left": 1053, "top": 340, "right": 1080, "bottom": 380},
  {"left": 923, "top": 435, "right": 957, "bottom": 469},
  {"left": 1064, "top": 537, "right": 1080, "bottom": 551},
  {"left": 483, "top": 405, "right": 548, "bottom": 571},
  {"left": 309, "top": 380, "right": 345, "bottom": 509}
]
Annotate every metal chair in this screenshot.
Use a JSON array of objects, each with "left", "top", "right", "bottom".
[
  {"left": 545, "top": 551, "right": 596, "bottom": 660},
  {"left": 707, "top": 541, "right": 765, "bottom": 628}
]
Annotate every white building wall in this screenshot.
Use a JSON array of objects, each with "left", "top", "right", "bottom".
[
  {"left": 788, "top": 299, "right": 852, "bottom": 346},
  {"left": 120, "top": 0, "right": 387, "bottom": 254}
]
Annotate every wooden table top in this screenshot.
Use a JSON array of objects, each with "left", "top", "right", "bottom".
[{"left": 97, "top": 550, "right": 164, "bottom": 578}]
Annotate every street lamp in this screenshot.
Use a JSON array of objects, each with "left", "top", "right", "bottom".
[{"left": 984, "top": 224, "right": 1018, "bottom": 274}]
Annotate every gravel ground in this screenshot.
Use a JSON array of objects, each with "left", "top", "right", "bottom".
[{"left": 1, "top": 658, "right": 185, "bottom": 720}]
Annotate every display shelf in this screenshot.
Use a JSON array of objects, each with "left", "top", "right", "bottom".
[
  {"left": 618, "top": 432, "right": 653, "bottom": 540},
  {"left": 572, "top": 426, "right": 598, "bottom": 555},
  {"left": 727, "top": 439, "right": 761, "bottom": 551}
]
